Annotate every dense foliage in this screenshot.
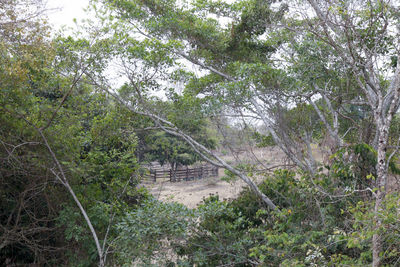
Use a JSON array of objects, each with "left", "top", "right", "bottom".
[
  {"left": 1, "top": 0, "right": 400, "bottom": 266},
  {"left": 112, "top": 165, "right": 400, "bottom": 266}
]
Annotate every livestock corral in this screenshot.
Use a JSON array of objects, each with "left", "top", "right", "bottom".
[{"left": 142, "top": 164, "right": 219, "bottom": 183}]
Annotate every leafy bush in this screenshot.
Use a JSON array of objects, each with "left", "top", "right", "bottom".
[
  {"left": 177, "top": 195, "right": 257, "bottom": 266},
  {"left": 177, "top": 167, "right": 370, "bottom": 266},
  {"left": 114, "top": 199, "right": 193, "bottom": 266}
]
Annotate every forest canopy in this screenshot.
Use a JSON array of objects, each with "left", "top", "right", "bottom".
[{"left": 1, "top": 0, "right": 400, "bottom": 266}]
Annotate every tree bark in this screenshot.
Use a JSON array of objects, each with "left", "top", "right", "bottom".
[
  {"left": 372, "top": 122, "right": 389, "bottom": 267},
  {"left": 372, "top": 192, "right": 383, "bottom": 267}
]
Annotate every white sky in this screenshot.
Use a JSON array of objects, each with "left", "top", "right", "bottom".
[{"left": 46, "top": 0, "right": 90, "bottom": 31}]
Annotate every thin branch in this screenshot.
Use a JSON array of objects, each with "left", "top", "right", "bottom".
[{"left": 3, "top": 107, "right": 105, "bottom": 267}]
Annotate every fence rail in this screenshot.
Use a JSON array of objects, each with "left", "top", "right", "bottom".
[{"left": 142, "top": 164, "right": 218, "bottom": 182}]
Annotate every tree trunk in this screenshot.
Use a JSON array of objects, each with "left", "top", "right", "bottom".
[
  {"left": 372, "top": 192, "right": 383, "bottom": 267},
  {"left": 372, "top": 124, "right": 389, "bottom": 267}
]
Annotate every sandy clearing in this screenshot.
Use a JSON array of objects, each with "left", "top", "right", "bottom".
[
  {"left": 146, "top": 176, "right": 247, "bottom": 209},
  {"left": 143, "top": 147, "right": 287, "bottom": 208}
]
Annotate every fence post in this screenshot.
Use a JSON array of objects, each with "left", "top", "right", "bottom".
[{"left": 154, "top": 170, "right": 157, "bottom": 182}]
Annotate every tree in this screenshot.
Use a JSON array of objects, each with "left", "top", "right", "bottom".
[
  {"left": 88, "top": 1, "right": 400, "bottom": 264},
  {"left": 0, "top": 1, "right": 149, "bottom": 264},
  {"left": 87, "top": 0, "right": 300, "bottom": 210},
  {"left": 291, "top": 1, "right": 400, "bottom": 265},
  {"left": 137, "top": 96, "right": 217, "bottom": 175},
  {"left": 0, "top": 1, "right": 65, "bottom": 263}
]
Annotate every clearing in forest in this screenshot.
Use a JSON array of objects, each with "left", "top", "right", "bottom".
[{"left": 145, "top": 147, "right": 288, "bottom": 208}]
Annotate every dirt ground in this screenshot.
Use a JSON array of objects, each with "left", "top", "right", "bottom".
[
  {"left": 143, "top": 146, "right": 287, "bottom": 208},
  {"left": 146, "top": 175, "right": 245, "bottom": 208},
  {"left": 142, "top": 145, "right": 400, "bottom": 208}
]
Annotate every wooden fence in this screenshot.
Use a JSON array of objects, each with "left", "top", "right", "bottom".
[{"left": 142, "top": 164, "right": 219, "bottom": 182}]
